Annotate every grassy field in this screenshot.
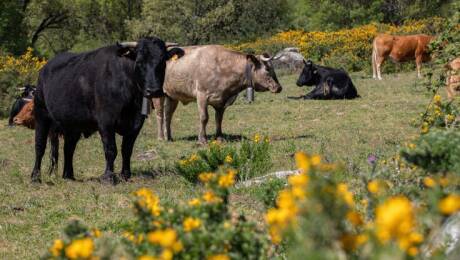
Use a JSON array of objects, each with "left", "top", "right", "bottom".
[{"left": 0, "top": 71, "right": 432, "bottom": 259}]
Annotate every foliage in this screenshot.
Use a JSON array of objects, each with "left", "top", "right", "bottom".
[
  {"left": 290, "top": 0, "right": 452, "bottom": 31},
  {"left": 231, "top": 18, "right": 445, "bottom": 72},
  {"left": 268, "top": 152, "right": 459, "bottom": 258},
  {"left": 401, "top": 129, "right": 460, "bottom": 174},
  {"left": 0, "top": 48, "right": 46, "bottom": 116},
  {"left": 126, "top": 0, "right": 290, "bottom": 45},
  {"left": 175, "top": 135, "right": 272, "bottom": 183},
  {"left": 45, "top": 167, "right": 270, "bottom": 259}
]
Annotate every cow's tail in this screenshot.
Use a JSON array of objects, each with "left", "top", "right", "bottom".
[{"left": 47, "top": 130, "right": 59, "bottom": 175}]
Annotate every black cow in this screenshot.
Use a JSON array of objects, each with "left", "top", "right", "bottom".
[
  {"left": 295, "top": 60, "right": 359, "bottom": 100},
  {"left": 8, "top": 85, "right": 35, "bottom": 126},
  {"left": 31, "top": 37, "right": 182, "bottom": 183}
]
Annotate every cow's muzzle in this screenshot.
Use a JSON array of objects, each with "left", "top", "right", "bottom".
[{"left": 270, "top": 85, "right": 283, "bottom": 93}]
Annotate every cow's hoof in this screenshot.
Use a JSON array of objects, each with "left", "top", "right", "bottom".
[
  {"left": 31, "top": 177, "right": 42, "bottom": 183},
  {"left": 121, "top": 171, "right": 131, "bottom": 182},
  {"left": 216, "top": 136, "right": 224, "bottom": 142},
  {"left": 99, "top": 171, "right": 119, "bottom": 185},
  {"left": 63, "top": 175, "right": 76, "bottom": 181},
  {"left": 303, "top": 96, "right": 312, "bottom": 100}
]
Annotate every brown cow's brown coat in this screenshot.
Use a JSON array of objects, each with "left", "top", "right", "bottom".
[
  {"left": 13, "top": 100, "right": 35, "bottom": 129},
  {"left": 446, "top": 57, "right": 460, "bottom": 100},
  {"left": 372, "top": 34, "right": 433, "bottom": 80},
  {"left": 152, "top": 45, "right": 282, "bottom": 143}
]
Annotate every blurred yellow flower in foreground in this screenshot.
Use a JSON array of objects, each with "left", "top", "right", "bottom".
[
  {"left": 183, "top": 217, "right": 201, "bottom": 232},
  {"left": 367, "top": 180, "right": 380, "bottom": 194},
  {"left": 147, "top": 228, "right": 183, "bottom": 252},
  {"left": 218, "top": 170, "right": 236, "bottom": 188},
  {"left": 438, "top": 194, "right": 460, "bottom": 215},
  {"left": 49, "top": 239, "right": 64, "bottom": 257},
  {"left": 188, "top": 198, "right": 201, "bottom": 207},
  {"left": 207, "top": 254, "right": 230, "bottom": 260},
  {"left": 65, "top": 238, "right": 94, "bottom": 259},
  {"left": 423, "top": 177, "right": 436, "bottom": 188},
  {"left": 337, "top": 183, "right": 354, "bottom": 206}
]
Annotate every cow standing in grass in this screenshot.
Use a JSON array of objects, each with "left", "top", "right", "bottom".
[
  {"left": 153, "top": 45, "right": 283, "bottom": 143},
  {"left": 372, "top": 34, "right": 433, "bottom": 80},
  {"left": 295, "top": 60, "right": 359, "bottom": 100},
  {"left": 31, "top": 37, "right": 181, "bottom": 183}
]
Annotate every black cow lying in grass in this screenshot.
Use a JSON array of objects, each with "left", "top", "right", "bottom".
[{"left": 294, "top": 60, "right": 359, "bottom": 100}]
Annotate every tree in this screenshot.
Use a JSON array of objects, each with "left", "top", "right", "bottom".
[
  {"left": 126, "top": 0, "right": 290, "bottom": 45},
  {"left": 0, "top": 1, "right": 30, "bottom": 54}
]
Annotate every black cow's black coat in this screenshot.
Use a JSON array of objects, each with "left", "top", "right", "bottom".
[
  {"left": 31, "top": 37, "right": 181, "bottom": 183},
  {"left": 296, "top": 60, "right": 359, "bottom": 100},
  {"left": 8, "top": 85, "right": 35, "bottom": 126}
]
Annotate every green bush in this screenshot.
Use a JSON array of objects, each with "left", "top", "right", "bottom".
[{"left": 176, "top": 135, "right": 272, "bottom": 183}]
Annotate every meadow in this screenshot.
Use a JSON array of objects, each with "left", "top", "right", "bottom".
[{"left": 0, "top": 70, "right": 432, "bottom": 259}]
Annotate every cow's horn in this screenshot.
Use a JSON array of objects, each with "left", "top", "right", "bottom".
[
  {"left": 273, "top": 53, "right": 283, "bottom": 60},
  {"left": 260, "top": 55, "right": 273, "bottom": 62},
  {"left": 165, "top": 42, "right": 179, "bottom": 48},
  {"left": 119, "top": 41, "right": 138, "bottom": 48},
  {"left": 18, "top": 87, "right": 26, "bottom": 90}
]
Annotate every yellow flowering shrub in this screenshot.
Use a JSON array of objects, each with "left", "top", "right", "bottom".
[{"left": 230, "top": 18, "right": 444, "bottom": 72}]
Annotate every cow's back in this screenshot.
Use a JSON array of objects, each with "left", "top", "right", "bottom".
[
  {"left": 390, "top": 34, "right": 431, "bottom": 62},
  {"left": 37, "top": 46, "right": 136, "bottom": 131},
  {"left": 164, "top": 45, "right": 246, "bottom": 105}
]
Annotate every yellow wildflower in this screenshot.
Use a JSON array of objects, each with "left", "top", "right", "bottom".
[
  {"left": 337, "top": 183, "right": 354, "bottom": 206},
  {"left": 375, "top": 196, "right": 416, "bottom": 249},
  {"left": 147, "top": 228, "right": 181, "bottom": 250},
  {"left": 91, "top": 228, "right": 101, "bottom": 238},
  {"left": 254, "top": 133, "right": 261, "bottom": 143},
  {"left": 49, "top": 239, "right": 64, "bottom": 257},
  {"left": 198, "top": 172, "right": 216, "bottom": 183},
  {"left": 367, "top": 180, "right": 380, "bottom": 194},
  {"left": 207, "top": 254, "right": 230, "bottom": 260},
  {"left": 138, "top": 256, "right": 157, "bottom": 260},
  {"left": 189, "top": 153, "right": 199, "bottom": 162},
  {"left": 134, "top": 188, "right": 162, "bottom": 216},
  {"left": 183, "top": 217, "right": 201, "bottom": 232},
  {"left": 218, "top": 170, "right": 236, "bottom": 188},
  {"left": 346, "top": 211, "right": 364, "bottom": 226},
  {"left": 438, "top": 194, "right": 460, "bottom": 215},
  {"left": 161, "top": 249, "right": 173, "bottom": 260},
  {"left": 408, "top": 143, "right": 416, "bottom": 149},
  {"left": 188, "top": 198, "right": 201, "bottom": 207},
  {"left": 423, "top": 177, "right": 436, "bottom": 188},
  {"left": 295, "top": 152, "right": 310, "bottom": 173},
  {"left": 224, "top": 155, "right": 233, "bottom": 164},
  {"left": 433, "top": 94, "right": 442, "bottom": 104},
  {"left": 311, "top": 154, "right": 321, "bottom": 166},
  {"left": 202, "top": 191, "right": 222, "bottom": 203},
  {"left": 65, "top": 238, "right": 94, "bottom": 259}
]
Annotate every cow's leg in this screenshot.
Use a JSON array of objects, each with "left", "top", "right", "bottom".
[
  {"left": 31, "top": 119, "right": 51, "bottom": 183},
  {"left": 416, "top": 56, "right": 423, "bottom": 78},
  {"left": 304, "top": 85, "right": 326, "bottom": 100},
  {"left": 99, "top": 128, "right": 118, "bottom": 183},
  {"left": 62, "top": 132, "right": 80, "bottom": 180},
  {"left": 164, "top": 97, "right": 179, "bottom": 141},
  {"left": 214, "top": 106, "right": 226, "bottom": 141},
  {"left": 121, "top": 130, "right": 140, "bottom": 181},
  {"left": 152, "top": 97, "right": 165, "bottom": 140},
  {"left": 376, "top": 56, "right": 385, "bottom": 80},
  {"left": 372, "top": 45, "right": 377, "bottom": 79},
  {"left": 197, "top": 93, "right": 209, "bottom": 144}
]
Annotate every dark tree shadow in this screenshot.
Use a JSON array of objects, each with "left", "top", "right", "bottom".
[
  {"left": 176, "top": 134, "right": 248, "bottom": 143},
  {"left": 271, "top": 134, "right": 314, "bottom": 141}
]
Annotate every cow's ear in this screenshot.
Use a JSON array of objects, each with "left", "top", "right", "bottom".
[
  {"left": 167, "top": 47, "right": 185, "bottom": 61},
  {"left": 116, "top": 43, "right": 137, "bottom": 59},
  {"left": 247, "top": 54, "right": 261, "bottom": 68}
]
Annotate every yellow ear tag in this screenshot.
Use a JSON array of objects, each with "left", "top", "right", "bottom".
[{"left": 171, "top": 54, "right": 178, "bottom": 61}]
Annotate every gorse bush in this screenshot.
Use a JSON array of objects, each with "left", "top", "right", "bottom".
[
  {"left": 231, "top": 18, "right": 445, "bottom": 72},
  {"left": 0, "top": 47, "right": 46, "bottom": 116},
  {"left": 176, "top": 134, "right": 272, "bottom": 183},
  {"left": 401, "top": 130, "right": 460, "bottom": 174}
]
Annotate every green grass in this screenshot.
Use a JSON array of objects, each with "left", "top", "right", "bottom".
[{"left": 0, "top": 71, "right": 431, "bottom": 259}]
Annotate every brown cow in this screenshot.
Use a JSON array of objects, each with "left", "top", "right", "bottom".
[
  {"left": 13, "top": 99, "right": 35, "bottom": 129},
  {"left": 446, "top": 57, "right": 460, "bottom": 100},
  {"left": 372, "top": 34, "right": 433, "bottom": 80},
  {"left": 153, "top": 45, "right": 282, "bottom": 143}
]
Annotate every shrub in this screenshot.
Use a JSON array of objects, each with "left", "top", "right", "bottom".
[
  {"left": 231, "top": 18, "right": 445, "bottom": 72},
  {"left": 401, "top": 129, "right": 460, "bottom": 174},
  {"left": 176, "top": 134, "right": 272, "bottom": 183}
]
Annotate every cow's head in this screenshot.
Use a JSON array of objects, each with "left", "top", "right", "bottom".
[
  {"left": 117, "top": 37, "right": 184, "bottom": 98},
  {"left": 297, "top": 60, "right": 319, "bottom": 87},
  {"left": 8, "top": 85, "right": 35, "bottom": 126},
  {"left": 247, "top": 54, "right": 282, "bottom": 93},
  {"left": 13, "top": 100, "right": 35, "bottom": 129}
]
